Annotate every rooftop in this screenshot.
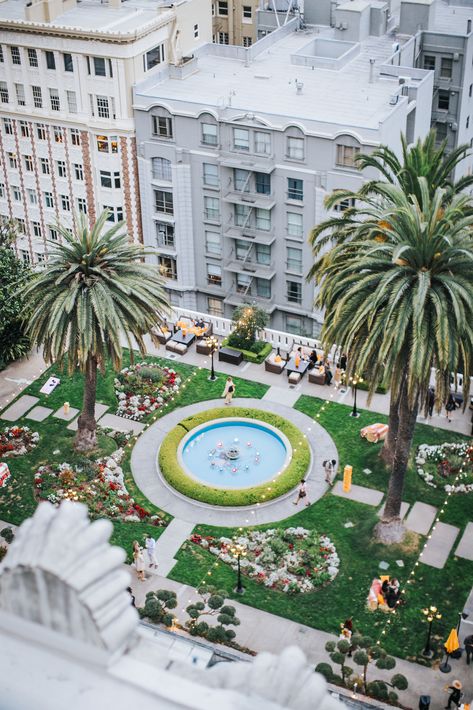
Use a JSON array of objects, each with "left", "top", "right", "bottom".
[
  {"left": 431, "top": 0, "right": 473, "bottom": 34},
  {"left": 136, "top": 28, "right": 406, "bottom": 131}
]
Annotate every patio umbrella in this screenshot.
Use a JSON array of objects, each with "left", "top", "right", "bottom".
[{"left": 440, "top": 628, "right": 460, "bottom": 673}]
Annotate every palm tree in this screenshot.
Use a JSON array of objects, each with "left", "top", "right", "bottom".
[
  {"left": 311, "top": 130, "right": 473, "bottom": 465},
  {"left": 311, "top": 181, "right": 473, "bottom": 542},
  {"left": 24, "top": 211, "right": 170, "bottom": 452}
]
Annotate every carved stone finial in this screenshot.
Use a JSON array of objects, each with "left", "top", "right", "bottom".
[{"left": 0, "top": 501, "right": 138, "bottom": 656}]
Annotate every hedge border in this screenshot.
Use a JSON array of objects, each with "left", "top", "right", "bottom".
[
  {"left": 158, "top": 407, "right": 311, "bottom": 506},
  {"left": 220, "top": 338, "right": 273, "bottom": 364}
]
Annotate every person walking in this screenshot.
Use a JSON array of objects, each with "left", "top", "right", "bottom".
[
  {"left": 428, "top": 387, "right": 435, "bottom": 417},
  {"left": 323, "top": 459, "right": 337, "bottom": 486},
  {"left": 132, "top": 540, "right": 145, "bottom": 581},
  {"left": 464, "top": 634, "right": 473, "bottom": 665},
  {"left": 127, "top": 586, "right": 136, "bottom": 607},
  {"left": 444, "top": 680, "right": 463, "bottom": 709},
  {"left": 145, "top": 534, "right": 158, "bottom": 570},
  {"left": 445, "top": 394, "right": 457, "bottom": 422},
  {"left": 293, "top": 479, "right": 310, "bottom": 507},
  {"left": 222, "top": 377, "right": 235, "bottom": 405}
]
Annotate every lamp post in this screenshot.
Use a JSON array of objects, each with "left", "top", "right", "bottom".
[
  {"left": 422, "top": 606, "right": 442, "bottom": 658},
  {"left": 230, "top": 540, "right": 247, "bottom": 595},
  {"left": 206, "top": 335, "right": 219, "bottom": 382},
  {"left": 349, "top": 375, "right": 363, "bottom": 418}
]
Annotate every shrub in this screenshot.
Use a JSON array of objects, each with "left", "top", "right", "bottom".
[
  {"left": 185, "top": 586, "right": 241, "bottom": 645},
  {"left": 0, "top": 527, "right": 14, "bottom": 544},
  {"left": 221, "top": 337, "right": 272, "bottom": 364},
  {"left": 315, "top": 663, "right": 333, "bottom": 681},
  {"left": 139, "top": 589, "right": 178, "bottom": 627}
]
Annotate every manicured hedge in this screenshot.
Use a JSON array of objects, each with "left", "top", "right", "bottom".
[
  {"left": 158, "top": 407, "right": 311, "bottom": 506},
  {"left": 220, "top": 339, "right": 273, "bottom": 364}
]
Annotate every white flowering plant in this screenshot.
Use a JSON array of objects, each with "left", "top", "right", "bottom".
[
  {"left": 190, "top": 527, "right": 340, "bottom": 594},
  {"left": 415, "top": 442, "right": 473, "bottom": 493},
  {"left": 114, "top": 362, "right": 181, "bottom": 420}
]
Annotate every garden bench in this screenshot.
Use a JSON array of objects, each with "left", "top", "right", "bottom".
[
  {"left": 288, "top": 371, "right": 301, "bottom": 385},
  {"left": 218, "top": 347, "right": 243, "bottom": 365},
  {"left": 165, "top": 340, "right": 188, "bottom": 355}
]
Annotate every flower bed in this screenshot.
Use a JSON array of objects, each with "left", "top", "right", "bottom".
[
  {"left": 415, "top": 442, "right": 473, "bottom": 493},
  {"left": 190, "top": 527, "right": 339, "bottom": 593},
  {"left": 0, "top": 426, "right": 39, "bottom": 457},
  {"left": 34, "top": 449, "right": 166, "bottom": 525},
  {"left": 115, "top": 362, "right": 181, "bottom": 420}
]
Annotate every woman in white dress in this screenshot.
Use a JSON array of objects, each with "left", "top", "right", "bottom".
[
  {"left": 222, "top": 377, "right": 235, "bottom": 405},
  {"left": 133, "top": 540, "right": 145, "bottom": 581}
]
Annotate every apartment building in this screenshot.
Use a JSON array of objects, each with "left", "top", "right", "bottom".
[
  {"left": 134, "top": 8, "right": 433, "bottom": 336},
  {"left": 0, "top": 0, "right": 210, "bottom": 263},
  {"left": 212, "top": 0, "right": 261, "bottom": 46}
]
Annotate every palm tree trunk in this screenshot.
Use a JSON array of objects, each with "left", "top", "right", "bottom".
[
  {"left": 380, "top": 390, "right": 400, "bottom": 467},
  {"left": 74, "top": 354, "right": 98, "bottom": 452},
  {"left": 375, "top": 378, "right": 419, "bottom": 544}
]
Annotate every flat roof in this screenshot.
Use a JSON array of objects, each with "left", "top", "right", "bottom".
[
  {"left": 432, "top": 0, "right": 473, "bottom": 34},
  {"left": 136, "top": 29, "right": 404, "bottom": 130}
]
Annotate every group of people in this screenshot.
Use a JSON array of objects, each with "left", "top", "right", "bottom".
[
  {"left": 427, "top": 387, "right": 460, "bottom": 424},
  {"left": 381, "top": 577, "right": 401, "bottom": 609},
  {"left": 293, "top": 458, "right": 338, "bottom": 506},
  {"left": 294, "top": 347, "right": 348, "bottom": 388},
  {"left": 132, "top": 534, "right": 159, "bottom": 582}
]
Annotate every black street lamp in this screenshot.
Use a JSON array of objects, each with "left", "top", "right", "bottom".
[
  {"left": 206, "top": 335, "right": 219, "bottom": 382},
  {"left": 230, "top": 540, "right": 246, "bottom": 595},
  {"left": 422, "top": 606, "right": 442, "bottom": 658},
  {"left": 349, "top": 375, "right": 363, "bottom": 418}
]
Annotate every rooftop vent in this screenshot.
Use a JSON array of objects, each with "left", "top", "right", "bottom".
[{"left": 296, "top": 79, "right": 304, "bottom": 94}]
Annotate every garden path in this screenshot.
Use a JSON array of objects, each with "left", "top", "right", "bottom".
[
  {"left": 455, "top": 523, "right": 473, "bottom": 560},
  {"left": 151, "top": 518, "right": 196, "bottom": 577}
]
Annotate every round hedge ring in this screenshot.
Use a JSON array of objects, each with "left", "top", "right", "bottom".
[{"left": 158, "top": 407, "right": 311, "bottom": 506}]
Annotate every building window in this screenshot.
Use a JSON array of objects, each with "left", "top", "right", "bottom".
[
  {"left": 336, "top": 144, "right": 360, "bottom": 167},
  {"left": 435, "top": 122, "right": 447, "bottom": 141},
  {"left": 103, "top": 205, "right": 123, "bottom": 222},
  {"left": 40, "top": 158, "right": 50, "bottom": 175},
  {"left": 0, "top": 82, "right": 9, "bottom": 103},
  {"left": 255, "top": 172, "right": 270, "bottom": 194},
  {"left": 207, "top": 263, "right": 222, "bottom": 286},
  {"left": 93, "top": 57, "right": 106, "bottom": 76},
  {"left": 470, "top": 84, "right": 473, "bottom": 98},
  {"left": 152, "top": 157, "right": 172, "bottom": 181},
  {"left": 61, "top": 194, "right": 71, "bottom": 211},
  {"left": 208, "top": 297, "right": 224, "bottom": 316},
  {"left": 53, "top": 126, "right": 63, "bottom": 143},
  {"left": 144, "top": 44, "right": 165, "bottom": 71},
  {"left": 57, "top": 160, "right": 66, "bottom": 177},
  {"left": 15, "top": 84, "right": 25, "bottom": 106},
  {"left": 19, "top": 121, "right": 29, "bottom": 138},
  {"left": 287, "top": 178, "right": 303, "bottom": 201},
  {"left": 218, "top": 1, "right": 228, "bottom": 15},
  {"left": 96, "top": 135, "right": 118, "bottom": 153},
  {"left": 155, "top": 189, "right": 174, "bottom": 214},
  {"left": 36, "top": 253, "right": 46, "bottom": 263},
  {"left": 236, "top": 273, "right": 251, "bottom": 294},
  {"left": 205, "top": 231, "right": 221, "bottom": 255},
  {"left": 242, "top": 37, "right": 252, "bottom": 47},
  {"left": 12, "top": 186, "right": 21, "bottom": 202},
  {"left": 49, "top": 227, "right": 58, "bottom": 241},
  {"left": 32, "top": 221, "right": 42, "bottom": 237},
  {"left": 10, "top": 47, "right": 21, "bottom": 65},
  {"left": 0, "top": 183, "right": 4, "bottom": 198},
  {"left": 234, "top": 204, "right": 250, "bottom": 226},
  {"left": 100, "top": 170, "right": 121, "bottom": 188},
  {"left": 20, "top": 249, "right": 30, "bottom": 264},
  {"left": 203, "top": 163, "right": 219, "bottom": 187},
  {"left": 287, "top": 136, "right": 304, "bottom": 160},
  {"left": 74, "top": 164, "right": 84, "bottom": 180},
  {"left": 255, "top": 208, "right": 271, "bottom": 231},
  {"left": 8, "top": 152, "right": 18, "bottom": 169},
  {"left": 37, "top": 123, "right": 46, "bottom": 140},
  {"left": 77, "top": 197, "right": 87, "bottom": 213},
  {"left": 27, "top": 188, "right": 37, "bottom": 204},
  {"left": 3, "top": 118, "right": 13, "bottom": 134},
  {"left": 286, "top": 246, "right": 302, "bottom": 273},
  {"left": 423, "top": 55, "right": 435, "bottom": 71},
  {"left": 467, "top": 116, "right": 470, "bottom": 129},
  {"left": 194, "top": 24, "right": 199, "bottom": 38},
  {"left": 158, "top": 256, "right": 177, "bottom": 280},
  {"left": 96, "top": 95, "right": 110, "bottom": 119},
  {"left": 67, "top": 91, "right": 77, "bottom": 114},
  {"left": 256, "top": 278, "right": 271, "bottom": 299},
  {"left": 234, "top": 128, "right": 250, "bottom": 151},
  {"left": 44, "top": 191, "right": 54, "bottom": 208},
  {"left": 32, "top": 85, "right": 42, "bottom": 108},
  {"left": 254, "top": 131, "right": 271, "bottom": 154},
  {"left": 28, "top": 48, "right": 38, "bottom": 67},
  {"left": 218, "top": 32, "right": 229, "bottom": 45},
  {"left": 438, "top": 90, "right": 450, "bottom": 110},
  {"left": 286, "top": 314, "right": 303, "bottom": 335},
  {"left": 235, "top": 239, "right": 249, "bottom": 261},
  {"left": 256, "top": 243, "right": 271, "bottom": 265},
  {"left": 45, "top": 51, "right": 56, "bottom": 70},
  {"left": 63, "top": 53, "right": 73, "bottom": 72},
  {"left": 0, "top": 46, "right": 3, "bottom": 63},
  {"left": 24, "top": 155, "right": 34, "bottom": 172},
  {"left": 204, "top": 196, "right": 220, "bottom": 221},
  {"left": 49, "top": 88, "right": 60, "bottom": 111},
  {"left": 440, "top": 57, "right": 453, "bottom": 79},
  {"left": 234, "top": 168, "right": 250, "bottom": 192},
  {"left": 287, "top": 280, "right": 302, "bottom": 304},
  {"left": 70, "top": 128, "right": 81, "bottom": 146},
  {"left": 152, "top": 116, "right": 173, "bottom": 138},
  {"left": 243, "top": 5, "right": 252, "bottom": 18},
  {"left": 156, "top": 222, "right": 175, "bottom": 247},
  {"left": 202, "top": 122, "right": 218, "bottom": 146}
]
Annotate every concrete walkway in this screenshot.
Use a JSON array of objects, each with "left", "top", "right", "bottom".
[
  {"left": 152, "top": 518, "right": 196, "bottom": 576},
  {"left": 131, "top": 397, "right": 337, "bottom": 526}
]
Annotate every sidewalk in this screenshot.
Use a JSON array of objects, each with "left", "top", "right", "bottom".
[{"left": 130, "top": 567, "right": 473, "bottom": 710}]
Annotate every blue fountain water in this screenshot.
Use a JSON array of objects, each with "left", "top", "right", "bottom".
[{"left": 181, "top": 420, "right": 288, "bottom": 489}]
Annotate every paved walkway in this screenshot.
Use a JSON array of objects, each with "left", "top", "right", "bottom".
[
  {"left": 152, "top": 519, "right": 196, "bottom": 576},
  {"left": 131, "top": 397, "right": 337, "bottom": 526}
]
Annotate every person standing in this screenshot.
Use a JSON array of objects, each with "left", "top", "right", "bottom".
[
  {"left": 464, "top": 634, "right": 473, "bottom": 665},
  {"left": 145, "top": 534, "right": 158, "bottom": 570},
  {"left": 339, "top": 353, "right": 347, "bottom": 371},
  {"left": 132, "top": 540, "right": 145, "bottom": 581},
  {"left": 222, "top": 377, "right": 235, "bottom": 405},
  {"left": 323, "top": 459, "right": 337, "bottom": 486},
  {"left": 444, "top": 680, "right": 462, "bottom": 709},
  {"left": 428, "top": 387, "right": 435, "bottom": 417},
  {"left": 293, "top": 479, "right": 310, "bottom": 507},
  {"left": 127, "top": 586, "right": 136, "bottom": 607},
  {"left": 445, "top": 394, "right": 456, "bottom": 422}
]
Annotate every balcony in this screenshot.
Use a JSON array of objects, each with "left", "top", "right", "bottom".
[
  {"left": 218, "top": 150, "right": 275, "bottom": 174},
  {"left": 224, "top": 217, "right": 275, "bottom": 242},
  {"left": 223, "top": 189, "right": 275, "bottom": 210},
  {"left": 224, "top": 290, "right": 277, "bottom": 312},
  {"left": 224, "top": 258, "right": 276, "bottom": 280}
]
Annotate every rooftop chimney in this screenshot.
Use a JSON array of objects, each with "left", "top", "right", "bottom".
[{"left": 296, "top": 79, "right": 304, "bottom": 94}]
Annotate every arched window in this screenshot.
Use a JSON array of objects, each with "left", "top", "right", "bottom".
[
  {"left": 335, "top": 134, "right": 361, "bottom": 168},
  {"left": 285, "top": 125, "right": 305, "bottom": 161},
  {"left": 152, "top": 157, "right": 172, "bottom": 181}
]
